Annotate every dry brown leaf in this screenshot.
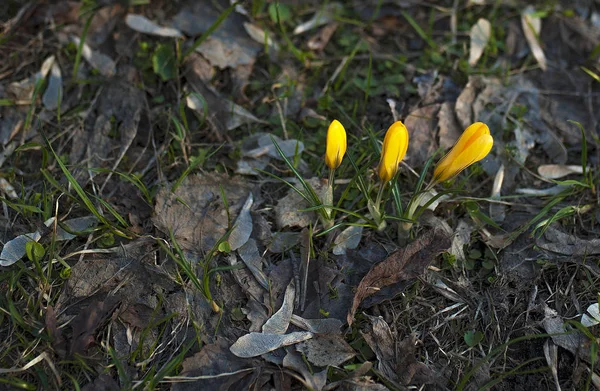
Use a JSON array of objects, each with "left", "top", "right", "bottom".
[
  {"left": 308, "top": 23, "right": 338, "bottom": 51},
  {"left": 70, "top": 296, "right": 120, "bottom": 356},
  {"left": 347, "top": 229, "right": 451, "bottom": 325}
]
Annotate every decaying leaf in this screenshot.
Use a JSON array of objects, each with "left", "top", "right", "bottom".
[
  {"left": 230, "top": 331, "right": 313, "bottom": 358},
  {"left": 153, "top": 173, "right": 253, "bottom": 254},
  {"left": 70, "top": 296, "right": 120, "bottom": 356},
  {"left": 521, "top": 6, "right": 547, "bottom": 71},
  {"left": 262, "top": 281, "right": 295, "bottom": 334},
  {"left": 450, "top": 220, "right": 472, "bottom": 263},
  {"left": 290, "top": 315, "right": 342, "bottom": 334},
  {"left": 581, "top": 303, "right": 600, "bottom": 327},
  {"left": 42, "top": 61, "right": 62, "bottom": 111},
  {"left": 174, "top": 341, "right": 255, "bottom": 391},
  {"left": 404, "top": 105, "right": 439, "bottom": 167},
  {"left": 283, "top": 349, "right": 328, "bottom": 391},
  {"left": 125, "top": 14, "right": 183, "bottom": 37},
  {"left": 469, "top": 18, "right": 491, "bottom": 66},
  {"left": 293, "top": 3, "right": 341, "bottom": 35},
  {"left": 172, "top": 3, "right": 261, "bottom": 69},
  {"left": 308, "top": 23, "right": 338, "bottom": 51},
  {"left": 536, "top": 225, "right": 600, "bottom": 256},
  {"left": 71, "top": 36, "right": 116, "bottom": 77},
  {"left": 243, "top": 22, "right": 278, "bottom": 50},
  {"left": 274, "top": 177, "right": 328, "bottom": 229},
  {"left": 296, "top": 334, "right": 356, "bottom": 367},
  {"left": 229, "top": 193, "right": 253, "bottom": 250},
  {"left": 542, "top": 304, "right": 597, "bottom": 363},
  {"left": 348, "top": 229, "right": 451, "bottom": 325},
  {"left": 237, "top": 239, "right": 269, "bottom": 290},
  {"left": 0, "top": 178, "right": 17, "bottom": 199},
  {"left": 538, "top": 164, "right": 584, "bottom": 179},
  {"left": 333, "top": 224, "right": 364, "bottom": 255},
  {"left": 0, "top": 216, "right": 97, "bottom": 267}
]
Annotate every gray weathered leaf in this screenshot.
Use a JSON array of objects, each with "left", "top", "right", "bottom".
[
  {"left": 230, "top": 331, "right": 313, "bottom": 358},
  {"left": 262, "top": 281, "right": 295, "bottom": 334},
  {"left": 581, "top": 303, "right": 600, "bottom": 327},
  {"left": 283, "top": 349, "right": 328, "bottom": 391},
  {"left": 55, "top": 216, "right": 98, "bottom": 241},
  {"left": 125, "top": 14, "right": 183, "bottom": 37},
  {"left": 293, "top": 3, "right": 341, "bottom": 35},
  {"left": 229, "top": 193, "right": 253, "bottom": 250},
  {"left": 333, "top": 224, "right": 363, "bottom": 255},
  {"left": 0, "top": 178, "right": 17, "bottom": 199},
  {"left": 538, "top": 164, "right": 584, "bottom": 179},
  {"left": 290, "top": 315, "right": 342, "bottom": 334},
  {"left": 521, "top": 6, "right": 547, "bottom": 71},
  {"left": 237, "top": 239, "right": 269, "bottom": 290},
  {"left": 243, "top": 22, "right": 278, "bottom": 50},
  {"left": 0, "top": 231, "right": 43, "bottom": 267},
  {"left": 71, "top": 36, "right": 116, "bottom": 77},
  {"left": 469, "top": 18, "right": 491, "bottom": 66},
  {"left": 296, "top": 334, "right": 356, "bottom": 367},
  {"left": 43, "top": 61, "right": 63, "bottom": 111}
]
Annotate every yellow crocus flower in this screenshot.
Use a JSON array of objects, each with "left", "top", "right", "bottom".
[
  {"left": 325, "top": 119, "right": 347, "bottom": 170},
  {"left": 433, "top": 122, "right": 493, "bottom": 183},
  {"left": 378, "top": 121, "right": 409, "bottom": 182}
]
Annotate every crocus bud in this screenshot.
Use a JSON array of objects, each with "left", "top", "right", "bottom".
[
  {"left": 433, "top": 122, "right": 493, "bottom": 183},
  {"left": 325, "top": 119, "right": 347, "bottom": 170},
  {"left": 378, "top": 121, "right": 409, "bottom": 183}
]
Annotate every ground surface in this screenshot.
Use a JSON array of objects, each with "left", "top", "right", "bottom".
[{"left": 1, "top": 0, "right": 600, "bottom": 390}]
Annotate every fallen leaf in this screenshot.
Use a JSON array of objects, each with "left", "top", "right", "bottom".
[
  {"left": 290, "top": 315, "right": 342, "bottom": 334},
  {"left": 469, "top": 18, "right": 491, "bottom": 66},
  {"left": 333, "top": 225, "right": 364, "bottom": 256},
  {"left": 153, "top": 173, "right": 253, "bottom": 253},
  {"left": 437, "top": 101, "right": 462, "bottom": 150},
  {"left": 536, "top": 225, "right": 600, "bottom": 256},
  {"left": 71, "top": 36, "right": 116, "bottom": 77},
  {"left": 348, "top": 229, "right": 451, "bottom": 325},
  {"left": 274, "top": 177, "right": 328, "bottom": 229},
  {"left": 581, "top": 303, "right": 600, "bottom": 327},
  {"left": 174, "top": 341, "right": 255, "bottom": 391},
  {"left": 538, "top": 164, "right": 584, "bottom": 179},
  {"left": 70, "top": 296, "right": 120, "bottom": 356},
  {"left": 237, "top": 239, "right": 269, "bottom": 290},
  {"left": 308, "top": 23, "right": 338, "bottom": 51},
  {"left": 42, "top": 61, "right": 62, "bottom": 110},
  {"left": 450, "top": 220, "right": 472, "bottom": 263},
  {"left": 228, "top": 193, "right": 253, "bottom": 250},
  {"left": 283, "top": 349, "right": 328, "bottom": 391},
  {"left": 542, "top": 304, "right": 597, "bottom": 362},
  {"left": 262, "top": 281, "right": 295, "bottom": 334},
  {"left": 360, "top": 315, "right": 396, "bottom": 383},
  {"left": 296, "top": 334, "right": 356, "bottom": 367},
  {"left": 243, "top": 22, "right": 278, "bottom": 50},
  {"left": 404, "top": 105, "right": 440, "bottom": 167},
  {"left": 230, "top": 331, "right": 313, "bottom": 358},
  {"left": 293, "top": 3, "right": 342, "bottom": 35},
  {"left": 81, "top": 374, "right": 120, "bottom": 391},
  {"left": 172, "top": 3, "right": 261, "bottom": 69},
  {"left": 521, "top": 6, "right": 547, "bottom": 71},
  {"left": 125, "top": 14, "right": 183, "bottom": 37},
  {"left": 0, "top": 178, "right": 17, "bottom": 199}
]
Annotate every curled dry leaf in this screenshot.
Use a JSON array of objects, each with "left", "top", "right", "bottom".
[
  {"left": 243, "top": 22, "right": 278, "bottom": 50},
  {"left": 348, "top": 229, "right": 451, "bottom": 325},
  {"left": 237, "top": 239, "right": 269, "bottom": 290},
  {"left": 0, "top": 178, "right": 17, "bottom": 199},
  {"left": 229, "top": 331, "right": 313, "bottom": 358},
  {"left": 581, "top": 303, "right": 600, "bottom": 327},
  {"left": 125, "top": 14, "right": 183, "bottom": 37},
  {"left": 283, "top": 349, "right": 328, "bottom": 391},
  {"left": 521, "top": 6, "right": 547, "bottom": 71},
  {"left": 469, "top": 18, "right": 491, "bottom": 66},
  {"left": 293, "top": 3, "right": 341, "bottom": 35}
]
